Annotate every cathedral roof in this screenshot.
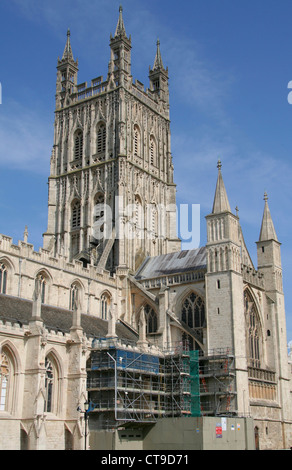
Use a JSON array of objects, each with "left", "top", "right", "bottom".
[
  {"left": 135, "top": 246, "right": 206, "bottom": 280},
  {"left": 0, "top": 294, "right": 138, "bottom": 342}
]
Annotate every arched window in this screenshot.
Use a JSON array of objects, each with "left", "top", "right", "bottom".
[
  {"left": 181, "top": 292, "right": 205, "bottom": 329},
  {"left": 144, "top": 304, "right": 158, "bottom": 334},
  {"left": 93, "top": 193, "right": 105, "bottom": 240},
  {"left": 97, "top": 123, "right": 106, "bottom": 155},
  {"left": 101, "top": 293, "right": 111, "bottom": 320},
  {"left": 69, "top": 283, "right": 79, "bottom": 310},
  {"left": 149, "top": 135, "right": 156, "bottom": 166},
  {"left": 0, "top": 351, "right": 10, "bottom": 411},
  {"left": 0, "top": 347, "right": 17, "bottom": 414},
  {"left": 44, "top": 355, "right": 59, "bottom": 414},
  {"left": 74, "top": 130, "right": 83, "bottom": 160},
  {"left": 72, "top": 200, "right": 81, "bottom": 229},
  {"left": 0, "top": 263, "right": 7, "bottom": 294},
  {"left": 134, "top": 195, "right": 143, "bottom": 232},
  {"left": 36, "top": 272, "right": 47, "bottom": 304},
  {"left": 244, "top": 290, "right": 262, "bottom": 368},
  {"left": 133, "top": 125, "right": 141, "bottom": 157}
]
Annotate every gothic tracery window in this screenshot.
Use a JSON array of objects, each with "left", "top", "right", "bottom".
[
  {"left": 181, "top": 292, "right": 205, "bottom": 330},
  {"left": 0, "top": 263, "right": 7, "bottom": 294},
  {"left": 144, "top": 304, "right": 158, "bottom": 334},
  {"left": 0, "top": 352, "right": 10, "bottom": 411},
  {"left": 44, "top": 355, "right": 59, "bottom": 414},
  {"left": 244, "top": 290, "right": 262, "bottom": 368},
  {"left": 74, "top": 129, "right": 83, "bottom": 160},
  {"left": 150, "top": 135, "right": 156, "bottom": 166},
  {"left": 134, "top": 125, "right": 141, "bottom": 157},
  {"left": 72, "top": 200, "right": 81, "bottom": 229},
  {"left": 101, "top": 293, "right": 110, "bottom": 320},
  {"left": 97, "top": 123, "right": 106, "bottom": 156},
  {"left": 44, "top": 357, "right": 54, "bottom": 413}
]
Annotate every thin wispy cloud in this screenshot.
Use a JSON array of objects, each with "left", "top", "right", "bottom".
[{"left": 0, "top": 100, "right": 52, "bottom": 173}]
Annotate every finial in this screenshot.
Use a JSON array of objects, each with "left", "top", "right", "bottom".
[
  {"left": 67, "top": 28, "right": 70, "bottom": 37},
  {"left": 119, "top": 5, "right": 123, "bottom": 12},
  {"left": 264, "top": 192, "right": 268, "bottom": 202},
  {"left": 217, "top": 159, "right": 222, "bottom": 170},
  {"left": 157, "top": 38, "right": 160, "bottom": 46},
  {"left": 23, "top": 225, "right": 28, "bottom": 243},
  {"left": 235, "top": 206, "right": 239, "bottom": 217}
]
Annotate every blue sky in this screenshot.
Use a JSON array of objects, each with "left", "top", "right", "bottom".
[{"left": 0, "top": 0, "right": 291, "bottom": 344}]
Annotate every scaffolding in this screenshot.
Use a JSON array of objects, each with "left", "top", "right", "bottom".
[
  {"left": 198, "top": 348, "right": 237, "bottom": 416},
  {"left": 86, "top": 338, "right": 200, "bottom": 429}
]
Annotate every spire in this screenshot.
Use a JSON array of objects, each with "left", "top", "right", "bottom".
[
  {"left": 212, "top": 160, "right": 231, "bottom": 214},
  {"left": 62, "top": 29, "right": 74, "bottom": 61},
  {"left": 115, "top": 5, "right": 126, "bottom": 37},
  {"left": 152, "top": 39, "right": 165, "bottom": 70},
  {"left": 259, "top": 192, "right": 278, "bottom": 241}
]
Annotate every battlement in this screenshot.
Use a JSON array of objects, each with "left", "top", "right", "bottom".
[{"left": 0, "top": 233, "right": 116, "bottom": 286}]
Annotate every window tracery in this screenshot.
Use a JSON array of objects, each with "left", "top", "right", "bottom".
[
  {"left": 244, "top": 290, "right": 262, "bottom": 368},
  {"left": 0, "top": 263, "right": 7, "bottom": 294},
  {"left": 74, "top": 129, "right": 83, "bottom": 160},
  {"left": 144, "top": 304, "right": 158, "bottom": 334},
  {"left": 97, "top": 123, "right": 106, "bottom": 156},
  {"left": 181, "top": 292, "right": 205, "bottom": 329},
  {"left": 0, "top": 352, "right": 10, "bottom": 411}
]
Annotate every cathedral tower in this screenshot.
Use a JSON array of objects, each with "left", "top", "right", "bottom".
[
  {"left": 205, "top": 161, "right": 249, "bottom": 415},
  {"left": 43, "top": 7, "right": 180, "bottom": 272},
  {"left": 256, "top": 194, "right": 292, "bottom": 433}
]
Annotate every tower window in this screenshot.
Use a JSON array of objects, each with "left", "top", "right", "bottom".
[
  {"left": 97, "top": 123, "right": 106, "bottom": 155},
  {"left": 217, "top": 280, "right": 221, "bottom": 289},
  {"left": 72, "top": 200, "right": 81, "bottom": 229},
  {"left": 133, "top": 125, "right": 141, "bottom": 157},
  {"left": 74, "top": 130, "right": 83, "bottom": 160},
  {"left": 262, "top": 246, "right": 265, "bottom": 253},
  {"left": 150, "top": 135, "right": 156, "bottom": 166},
  {"left": 153, "top": 79, "right": 160, "bottom": 90}
]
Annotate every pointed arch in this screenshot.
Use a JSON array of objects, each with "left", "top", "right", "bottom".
[
  {"left": 244, "top": 288, "right": 263, "bottom": 368},
  {"left": 35, "top": 269, "right": 53, "bottom": 304},
  {"left": 100, "top": 290, "right": 112, "bottom": 320},
  {"left": 0, "top": 256, "right": 15, "bottom": 295},
  {"left": 149, "top": 134, "right": 157, "bottom": 166},
  {"left": 133, "top": 124, "right": 141, "bottom": 157},
  {"left": 73, "top": 128, "right": 83, "bottom": 160},
  {"left": 44, "top": 350, "right": 62, "bottom": 415},
  {"left": 69, "top": 279, "right": 84, "bottom": 311},
  {"left": 144, "top": 304, "right": 158, "bottom": 334},
  {"left": 71, "top": 198, "right": 81, "bottom": 229},
  {"left": 0, "top": 342, "right": 19, "bottom": 414},
  {"left": 96, "top": 121, "right": 106, "bottom": 157},
  {"left": 174, "top": 289, "right": 205, "bottom": 351},
  {"left": 181, "top": 291, "right": 205, "bottom": 329}
]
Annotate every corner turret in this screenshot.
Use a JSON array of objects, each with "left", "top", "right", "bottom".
[{"left": 56, "top": 29, "right": 78, "bottom": 109}]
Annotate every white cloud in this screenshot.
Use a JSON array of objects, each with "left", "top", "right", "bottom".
[{"left": 0, "top": 100, "right": 52, "bottom": 173}]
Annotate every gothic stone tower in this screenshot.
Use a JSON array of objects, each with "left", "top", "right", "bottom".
[
  {"left": 205, "top": 161, "right": 249, "bottom": 416},
  {"left": 43, "top": 7, "right": 181, "bottom": 273}
]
